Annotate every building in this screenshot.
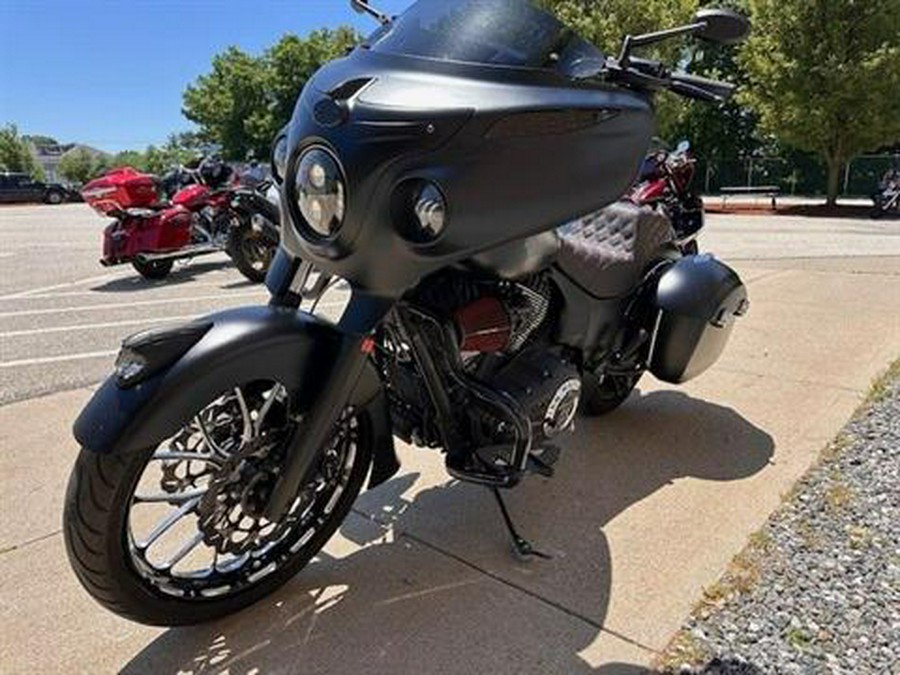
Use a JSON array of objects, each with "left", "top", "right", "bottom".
[{"left": 28, "top": 141, "right": 110, "bottom": 183}]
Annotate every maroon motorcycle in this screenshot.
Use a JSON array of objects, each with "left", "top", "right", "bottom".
[
  {"left": 628, "top": 140, "right": 704, "bottom": 254},
  {"left": 81, "top": 160, "right": 279, "bottom": 282}
]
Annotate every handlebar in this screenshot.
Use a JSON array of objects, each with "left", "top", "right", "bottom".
[
  {"left": 669, "top": 72, "right": 735, "bottom": 102},
  {"left": 605, "top": 58, "right": 735, "bottom": 103}
]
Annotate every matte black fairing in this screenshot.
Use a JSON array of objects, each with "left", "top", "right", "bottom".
[{"left": 280, "top": 16, "right": 653, "bottom": 295}]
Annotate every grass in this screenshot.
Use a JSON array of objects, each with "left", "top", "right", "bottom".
[
  {"left": 785, "top": 627, "right": 811, "bottom": 650},
  {"left": 866, "top": 358, "right": 900, "bottom": 406},
  {"left": 846, "top": 525, "right": 873, "bottom": 550},
  {"left": 824, "top": 480, "right": 853, "bottom": 512},
  {"left": 657, "top": 632, "right": 711, "bottom": 671}
]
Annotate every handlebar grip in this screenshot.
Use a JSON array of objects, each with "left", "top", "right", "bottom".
[{"left": 670, "top": 72, "right": 735, "bottom": 101}]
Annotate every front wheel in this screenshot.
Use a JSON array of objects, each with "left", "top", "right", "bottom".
[
  {"left": 45, "top": 190, "right": 64, "bottom": 205},
  {"left": 228, "top": 220, "right": 276, "bottom": 283},
  {"left": 63, "top": 380, "right": 371, "bottom": 625}
]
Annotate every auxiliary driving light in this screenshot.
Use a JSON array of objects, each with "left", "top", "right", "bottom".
[
  {"left": 394, "top": 179, "right": 447, "bottom": 243},
  {"left": 412, "top": 181, "right": 446, "bottom": 240}
]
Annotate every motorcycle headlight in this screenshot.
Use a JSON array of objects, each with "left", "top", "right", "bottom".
[{"left": 294, "top": 147, "right": 345, "bottom": 238}]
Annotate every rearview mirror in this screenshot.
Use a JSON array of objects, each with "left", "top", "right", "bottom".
[
  {"left": 675, "top": 140, "right": 691, "bottom": 154},
  {"left": 692, "top": 8, "right": 751, "bottom": 45}
]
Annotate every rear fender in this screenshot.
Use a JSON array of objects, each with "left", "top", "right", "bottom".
[{"left": 73, "top": 305, "right": 399, "bottom": 488}]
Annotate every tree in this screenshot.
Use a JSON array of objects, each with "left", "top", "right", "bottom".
[
  {"left": 740, "top": 0, "right": 900, "bottom": 204},
  {"left": 183, "top": 28, "right": 359, "bottom": 160},
  {"left": 0, "top": 123, "right": 44, "bottom": 179},
  {"left": 58, "top": 147, "right": 101, "bottom": 184},
  {"left": 112, "top": 150, "right": 148, "bottom": 172},
  {"left": 22, "top": 134, "right": 59, "bottom": 149},
  {"left": 540, "top": 0, "right": 697, "bottom": 136}
]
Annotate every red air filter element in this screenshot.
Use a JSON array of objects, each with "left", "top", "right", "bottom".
[{"left": 454, "top": 296, "right": 511, "bottom": 352}]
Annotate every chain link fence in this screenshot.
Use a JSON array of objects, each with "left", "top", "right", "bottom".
[{"left": 696, "top": 154, "right": 899, "bottom": 197}]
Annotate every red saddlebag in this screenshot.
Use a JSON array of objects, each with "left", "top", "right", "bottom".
[{"left": 102, "top": 207, "right": 192, "bottom": 265}]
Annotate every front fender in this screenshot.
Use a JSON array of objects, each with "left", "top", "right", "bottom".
[{"left": 73, "top": 305, "right": 399, "bottom": 488}]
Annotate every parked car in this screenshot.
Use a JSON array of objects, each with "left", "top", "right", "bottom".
[{"left": 0, "top": 172, "right": 70, "bottom": 204}]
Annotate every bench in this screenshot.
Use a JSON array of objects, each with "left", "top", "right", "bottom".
[{"left": 719, "top": 185, "right": 781, "bottom": 210}]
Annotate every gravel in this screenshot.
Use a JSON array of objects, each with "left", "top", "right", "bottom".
[{"left": 661, "top": 368, "right": 900, "bottom": 674}]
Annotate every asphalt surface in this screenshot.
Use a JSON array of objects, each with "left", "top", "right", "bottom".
[{"left": 1, "top": 203, "right": 899, "bottom": 405}]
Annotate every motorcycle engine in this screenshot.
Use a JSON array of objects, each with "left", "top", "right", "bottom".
[
  {"left": 390, "top": 273, "right": 580, "bottom": 450},
  {"left": 483, "top": 347, "right": 582, "bottom": 447},
  {"left": 440, "top": 275, "right": 581, "bottom": 447}
]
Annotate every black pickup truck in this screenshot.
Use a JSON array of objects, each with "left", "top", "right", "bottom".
[{"left": 0, "top": 172, "right": 73, "bottom": 204}]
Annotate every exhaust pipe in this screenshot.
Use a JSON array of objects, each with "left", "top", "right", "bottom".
[{"left": 135, "top": 244, "right": 221, "bottom": 264}]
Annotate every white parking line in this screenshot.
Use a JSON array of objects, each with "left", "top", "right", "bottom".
[
  {"left": 0, "top": 271, "right": 131, "bottom": 301},
  {"left": 0, "top": 315, "right": 202, "bottom": 338},
  {"left": 0, "top": 350, "right": 117, "bottom": 369},
  {"left": 19, "top": 281, "right": 250, "bottom": 300},
  {"left": 0, "top": 291, "right": 267, "bottom": 319},
  {"left": 0, "top": 301, "right": 347, "bottom": 336}
]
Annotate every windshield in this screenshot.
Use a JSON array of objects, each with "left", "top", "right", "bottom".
[{"left": 364, "top": 0, "right": 605, "bottom": 77}]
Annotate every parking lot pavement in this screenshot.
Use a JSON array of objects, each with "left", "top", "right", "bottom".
[
  {"left": 0, "top": 204, "right": 351, "bottom": 404},
  {"left": 1, "top": 205, "right": 899, "bottom": 672}
]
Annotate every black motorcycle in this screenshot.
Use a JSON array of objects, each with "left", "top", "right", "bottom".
[
  {"left": 64, "top": 0, "right": 750, "bottom": 626},
  {"left": 872, "top": 168, "right": 900, "bottom": 218}
]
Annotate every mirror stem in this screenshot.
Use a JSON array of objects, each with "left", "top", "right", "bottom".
[
  {"left": 350, "top": 0, "right": 391, "bottom": 25},
  {"left": 619, "top": 21, "right": 706, "bottom": 64}
]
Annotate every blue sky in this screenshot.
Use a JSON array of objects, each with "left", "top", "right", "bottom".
[{"left": 0, "top": 0, "right": 410, "bottom": 153}]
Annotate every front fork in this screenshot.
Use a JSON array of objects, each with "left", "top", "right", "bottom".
[{"left": 263, "top": 250, "right": 392, "bottom": 520}]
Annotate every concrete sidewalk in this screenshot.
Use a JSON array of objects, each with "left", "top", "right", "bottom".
[{"left": 1, "top": 255, "right": 898, "bottom": 674}]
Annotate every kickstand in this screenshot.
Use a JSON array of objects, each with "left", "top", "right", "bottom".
[{"left": 490, "top": 488, "right": 552, "bottom": 561}]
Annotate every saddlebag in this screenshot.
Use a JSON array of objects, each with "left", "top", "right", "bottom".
[
  {"left": 102, "top": 207, "right": 192, "bottom": 265},
  {"left": 649, "top": 254, "right": 747, "bottom": 383}
]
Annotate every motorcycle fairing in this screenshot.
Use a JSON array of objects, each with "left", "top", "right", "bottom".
[
  {"left": 279, "top": 46, "right": 654, "bottom": 296},
  {"left": 73, "top": 305, "right": 399, "bottom": 489}
]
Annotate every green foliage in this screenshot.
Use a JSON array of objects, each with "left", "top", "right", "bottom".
[
  {"left": 22, "top": 134, "right": 59, "bottom": 149},
  {"left": 740, "top": 0, "right": 900, "bottom": 203},
  {"left": 671, "top": 7, "right": 760, "bottom": 164},
  {"left": 183, "top": 28, "right": 359, "bottom": 161},
  {"left": 540, "top": 0, "right": 697, "bottom": 135},
  {"left": 109, "top": 133, "right": 210, "bottom": 176},
  {"left": 0, "top": 123, "right": 44, "bottom": 180},
  {"left": 58, "top": 148, "right": 104, "bottom": 184}
]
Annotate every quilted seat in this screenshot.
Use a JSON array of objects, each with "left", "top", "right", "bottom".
[{"left": 556, "top": 201, "right": 674, "bottom": 298}]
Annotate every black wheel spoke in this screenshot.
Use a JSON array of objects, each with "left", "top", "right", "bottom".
[{"left": 125, "top": 380, "right": 359, "bottom": 599}]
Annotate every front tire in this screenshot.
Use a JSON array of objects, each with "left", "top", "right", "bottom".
[
  {"left": 228, "top": 221, "right": 275, "bottom": 284},
  {"left": 63, "top": 384, "right": 372, "bottom": 626},
  {"left": 45, "top": 190, "right": 64, "bottom": 205}
]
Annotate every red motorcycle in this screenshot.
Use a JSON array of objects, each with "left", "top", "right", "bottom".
[
  {"left": 628, "top": 140, "right": 704, "bottom": 254},
  {"left": 81, "top": 160, "right": 279, "bottom": 282}
]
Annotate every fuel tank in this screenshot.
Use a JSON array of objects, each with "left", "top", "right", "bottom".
[
  {"left": 172, "top": 184, "right": 211, "bottom": 211},
  {"left": 279, "top": 48, "right": 654, "bottom": 296}
]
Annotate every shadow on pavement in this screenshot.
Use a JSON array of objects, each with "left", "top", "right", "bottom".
[
  {"left": 90, "top": 259, "right": 234, "bottom": 292},
  {"left": 122, "top": 390, "right": 774, "bottom": 674}
]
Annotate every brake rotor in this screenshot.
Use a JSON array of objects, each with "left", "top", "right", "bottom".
[{"left": 197, "top": 431, "right": 289, "bottom": 556}]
